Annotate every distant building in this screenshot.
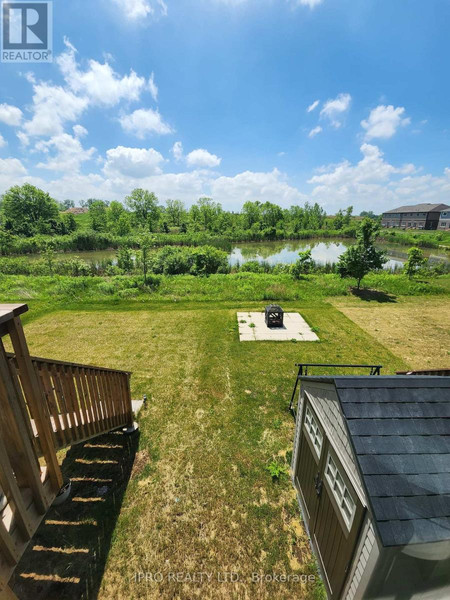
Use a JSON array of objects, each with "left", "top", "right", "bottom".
[
  {"left": 64, "top": 207, "right": 88, "bottom": 215},
  {"left": 381, "top": 203, "right": 449, "bottom": 230},
  {"left": 438, "top": 208, "right": 450, "bottom": 230}
]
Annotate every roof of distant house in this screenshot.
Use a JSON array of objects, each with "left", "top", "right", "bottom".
[
  {"left": 383, "top": 203, "right": 449, "bottom": 214},
  {"left": 64, "top": 207, "right": 88, "bottom": 214}
]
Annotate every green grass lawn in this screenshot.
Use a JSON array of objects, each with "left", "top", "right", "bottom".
[{"left": 11, "top": 298, "right": 411, "bottom": 600}]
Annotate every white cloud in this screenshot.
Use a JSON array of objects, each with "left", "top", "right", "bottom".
[
  {"left": 211, "top": 168, "right": 305, "bottom": 210},
  {"left": 307, "top": 100, "right": 320, "bottom": 113},
  {"left": 0, "top": 103, "right": 23, "bottom": 126},
  {"left": 172, "top": 141, "right": 183, "bottom": 161},
  {"left": 110, "top": 0, "right": 167, "bottom": 20},
  {"left": 35, "top": 133, "right": 96, "bottom": 172},
  {"left": 0, "top": 135, "right": 6, "bottom": 148},
  {"left": 148, "top": 72, "right": 158, "bottom": 101},
  {"left": 308, "top": 126, "right": 322, "bottom": 138},
  {"left": 16, "top": 131, "right": 30, "bottom": 146},
  {"left": 0, "top": 158, "right": 42, "bottom": 192},
  {"left": 185, "top": 148, "right": 221, "bottom": 168},
  {"left": 0, "top": 157, "right": 27, "bottom": 177},
  {"left": 307, "top": 143, "right": 417, "bottom": 212},
  {"left": 19, "top": 41, "right": 164, "bottom": 141},
  {"left": 103, "top": 146, "right": 164, "bottom": 177},
  {"left": 171, "top": 143, "right": 220, "bottom": 168},
  {"left": 22, "top": 81, "right": 88, "bottom": 137},
  {"left": 57, "top": 39, "right": 147, "bottom": 106},
  {"left": 320, "top": 92, "right": 351, "bottom": 128},
  {"left": 120, "top": 108, "right": 173, "bottom": 138},
  {"left": 216, "top": 0, "right": 322, "bottom": 7},
  {"left": 294, "top": 0, "right": 323, "bottom": 8},
  {"left": 361, "top": 104, "right": 410, "bottom": 140},
  {"left": 73, "top": 124, "right": 88, "bottom": 138}
]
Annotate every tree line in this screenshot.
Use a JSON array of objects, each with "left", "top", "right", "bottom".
[{"left": 0, "top": 184, "right": 363, "bottom": 240}]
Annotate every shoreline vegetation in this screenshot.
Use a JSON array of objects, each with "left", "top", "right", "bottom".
[{"left": 0, "top": 227, "right": 448, "bottom": 257}]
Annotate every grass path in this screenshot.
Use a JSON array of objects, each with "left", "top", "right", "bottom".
[{"left": 14, "top": 301, "right": 408, "bottom": 599}]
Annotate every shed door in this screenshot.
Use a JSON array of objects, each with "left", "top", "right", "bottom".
[
  {"left": 295, "top": 402, "right": 324, "bottom": 527},
  {"left": 312, "top": 446, "right": 365, "bottom": 598},
  {"left": 295, "top": 401, "right": 365, "bottom": 599}
]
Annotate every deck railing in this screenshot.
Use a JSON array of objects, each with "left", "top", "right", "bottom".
[
  {"left": 0, "top": 304, "right": 133, "bottom": 599},
  {"left": 8, "top": 354, "right": 133, "bottom": 452}
]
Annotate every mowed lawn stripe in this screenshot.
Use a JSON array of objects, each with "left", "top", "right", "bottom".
[{"left": 15, "top": 303, "right": 408, "bottom": 599}]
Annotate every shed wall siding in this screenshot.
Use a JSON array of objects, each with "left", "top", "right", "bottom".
[
  {"left": 343, "top": 519, "right": 377, "bottom": 600},
  {"left": 304, "top": 385, "right": 365, "bottom": 500},
  {"left": 291, "top": 389, "right": 305, "bottom": 477}
]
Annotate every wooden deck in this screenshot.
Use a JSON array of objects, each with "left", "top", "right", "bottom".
[{"left": 0, "top": 304, "right": 134, "bottom": 599}]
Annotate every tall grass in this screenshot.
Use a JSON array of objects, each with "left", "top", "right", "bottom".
[{"left": 0, "top": 272, "right": 448, "bottom": 305}]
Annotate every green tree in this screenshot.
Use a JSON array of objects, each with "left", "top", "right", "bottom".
[
  {"left": 191, "top": 198, "right": 223, "bottom": 231},
  {"left": 291, "top": 250, "right": 314, "bottom": 279},
  {"left": 333, "top": 210, "right": 345, "bottom": 230},
  {"left": 107, "top": 201, "right": 129, "bottom": 234},
  {"left": 337, "top": 218, "right": 386, "bottom": 288},
  {"left": 260, "top": 202, "right": 283, "bottom": 229},
  {"left": 242, "top": 201, "right": 262, "bottom": 230},
  {"left": 360, "top": 210, "right": 378, "bottom": 220},
  {"left": 165, "top": 199, "right": 187, "bottom": 227},
  {"left": 60, "top": 213, "right": 77, "bottom": 234},
  {"left": 41, "top": 242, "right": 56, "bottom": 275},
  {"left": 116, "top": 213, "right": 131, "bottom": 236},
  {"left": 88, "top": 200, "right": 108, "bottom": 232},
  {"left": 343, "top": 206, "right": 353, "bottom": 225},
  {"left": 59, "top": 199, "right": 75, "bottom": 210},
  {"left": 404, "top": 246, "right": 427, "bottom": 278},
  {"left": 138, "top": 234, "right": 154, "bottom": 284},
  {"left": 1, "top": 184, "right": 60, "bottom": 236},
  {"left": 116, "top": 247, "right": 134, "bottom": 273},
  {"left": 125, "top": 189, "right": 161, "bottom": 232}
]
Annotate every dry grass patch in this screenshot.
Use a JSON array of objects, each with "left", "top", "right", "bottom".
[{"left": 330, "top": 296, "right": 450, "bottom": 370}]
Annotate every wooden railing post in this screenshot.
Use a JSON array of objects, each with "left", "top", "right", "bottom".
[{"left": 7, "top": 317, "right": 62, "bottom": 493}]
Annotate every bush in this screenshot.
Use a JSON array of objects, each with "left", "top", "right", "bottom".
[{"left": 150, "top": 245, "right": 228, "bottom": 276}]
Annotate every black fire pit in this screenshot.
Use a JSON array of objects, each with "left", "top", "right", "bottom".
[{"left": 265, "top": 304, "right": 284, "bottom": 328}]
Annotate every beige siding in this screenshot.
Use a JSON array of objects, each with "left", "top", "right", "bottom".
[{"left": 343, "top": 518, "right": 378, "bottom": 600}]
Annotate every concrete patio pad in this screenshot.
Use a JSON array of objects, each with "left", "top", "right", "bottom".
[{"left": 237, "top": 312, "right": 319, "bottom": 342}]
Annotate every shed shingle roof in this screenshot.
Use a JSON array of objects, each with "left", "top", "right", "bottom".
[{"left": 300, "top": 376, "right": 450, "bottom": 547}]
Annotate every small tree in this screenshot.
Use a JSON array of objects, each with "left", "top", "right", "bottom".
[
  {"left": 41, "top": 242, "right": 56, "bottom": 275},
  {"left": 337, "top": 218, "right": 386, "bottom": 289},
  {"left": 291, "top": 250, "right": 314, "bottom": 280},
  {"left": 138, "top": 234, "right": 154, "bottom": 284},
  {"left": 404, "top": 246, "right": 426, "bottom": 278},
  {"left": 116, "top": 247, "right": 134, "bottom": 273}
]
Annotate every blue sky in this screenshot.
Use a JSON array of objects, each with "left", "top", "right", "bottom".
[{"left": 1, "top": 0, "right": 450, "bottom": 213}]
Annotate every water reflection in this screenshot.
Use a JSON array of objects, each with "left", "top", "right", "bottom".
[
  {"left": 27, "top": 239, "right": 448, "bottom": 272},
  {"left": 229, "top": 239, "right": 449, "bottom": 271}
]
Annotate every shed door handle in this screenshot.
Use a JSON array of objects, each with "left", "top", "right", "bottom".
[{"left": 314, "top": 472, "right": 323, "bottom": 497}]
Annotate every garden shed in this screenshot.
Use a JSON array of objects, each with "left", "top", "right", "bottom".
[{"left": 291, "top": 376, "right": 450, "bottom": 600}]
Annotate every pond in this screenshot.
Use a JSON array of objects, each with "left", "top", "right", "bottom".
[
  {"left": 27, "top": 238, "right": 449, "bottom": 271},
  {"left": 229, "top": 239, "right": 449, "bottom": 270}
]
